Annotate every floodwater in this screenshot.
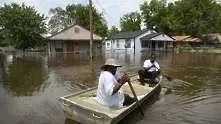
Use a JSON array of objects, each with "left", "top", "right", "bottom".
[{"left": 0, "top": 51, "right": 221, "bottom": 124}]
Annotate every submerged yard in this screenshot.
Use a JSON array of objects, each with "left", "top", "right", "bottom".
[{"left": 0, "top": 52, "right": 221, "bottom": 124}]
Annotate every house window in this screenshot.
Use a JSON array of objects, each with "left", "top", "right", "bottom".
[
  {"left": 125, "top": 39, "right": 131, "bottom": 48},
  {"left": 117, "top": 40, "right": 119, "bottom": 48},
  {"left": 141, "top": 40, "right": 149, "bottom": 47},
  {"left": 75, "top": 28, "right": 79, "bottom": 34},
  {"left": 113, "top": 40, "right": 115, "bottom": 44},
  {"left": 107, "top": 43, "right": 110, "bottom": 46},
  {"left": 55, "top": 41, "right": 63, "bottom": 52}
]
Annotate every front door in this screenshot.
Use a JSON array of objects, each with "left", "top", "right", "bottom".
[{"left": 67, "top": 41, "right": 73, "bottom": 53}]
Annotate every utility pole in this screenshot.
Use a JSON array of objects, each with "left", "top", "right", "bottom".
[{"left": 89, "top": 0, "right": 93, "bottom": 60}]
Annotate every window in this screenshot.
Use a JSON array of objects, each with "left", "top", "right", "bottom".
[
  {"left": 141, "top": 40, "right": 149, "bottom": 47},
  {"left": 113, "top": 40, "right": 115, "bottom": 44},
  {"left": 75, "top": 28, "right": 79, "bottom": 34},
  {"left": 125, "top": 39, "right": 131, "bottom": 48},
  {"left": 107, "top": 43, "right": 110, "bottom": 46},
  {"left": 116, "top": 40, "right": 119, "bottom": 48},
  {"left": 55, "top": 41, "right": 63, "bottom": 52}
]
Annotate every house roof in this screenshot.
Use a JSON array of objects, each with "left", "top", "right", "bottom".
[
  {"left": 172, "top": 36, "right": 191, "bottom": 41},
  {"left": 48, "top": 24, "right": 102, "bottom": 41},
  {"left": 203, "top": 33, "right": 221, "bottom": 41},
  {"left": 106, "top": 28, "right": 150, "bottom": 40},
  {"left": 140, "top": 33, "right": 162, "bottom": 40},
  {"left": 189, "top": 38, "right": 201, "bottom": 42},
  {"left": 204, "top": 33, "right": 220, "bottom": 37},
  {"left": 172, "top": 35, "right": 202, "bottom": 42}
]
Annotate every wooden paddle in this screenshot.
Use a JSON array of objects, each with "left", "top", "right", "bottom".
[
  {"left": 155, "top": 67, "right": 173, "bottom": 81},
  {"left": 162, "top": 73, "right": 173, "bottom": 81},
  {"left": 126, "top": 77, "right": 145, "bottom": 116}
]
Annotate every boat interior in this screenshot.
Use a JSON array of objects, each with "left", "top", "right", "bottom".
[{"left": 64, "top": 79, "right": 155, "bottom": 118}]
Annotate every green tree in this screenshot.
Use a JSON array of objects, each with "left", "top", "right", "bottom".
[
  {"left": 171, "top": 0, "right": 221, "bottom": 36},
  {"left": 0, "top": 3, "right": 47, "bottom": 50},
  {"left": 120, "top": 11, "right": 141, "bottom": 32},
  {"left": 48, "top": 7, "right": 71, "bottom": 35},
  {"left": 48, "top": 4, "right": 108, "bottom": 37},
  {"left": 108, "top": 26, "right": 119, "bottom": 36},
  {"left": 140, "top": 0, "right": 168, "bottom": 31},
  {"left": 140, "top": 0, "right": 221, "bottom": 36}
]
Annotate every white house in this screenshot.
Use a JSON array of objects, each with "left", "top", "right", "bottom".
[{"left": 104, "top": 29, "right": 174, "bottom": 52}]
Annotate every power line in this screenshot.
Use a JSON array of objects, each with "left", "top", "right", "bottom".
[{"left": 95, "top": 0, "right": 120, "bottom": 27}]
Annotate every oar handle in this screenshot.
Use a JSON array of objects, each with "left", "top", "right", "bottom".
[{"left": 127, "top": 80, "right": 144, "bottom": 116}]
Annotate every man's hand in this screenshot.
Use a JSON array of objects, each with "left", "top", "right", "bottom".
[
  {"left": 112, "top": 74, "right": 130, "bottom": 95},
  {"left": 151, "top": 64, "right": 156, "bottom": 68},
  {"left": 119, "top": 74, "right": 130, "bottom": 84}
]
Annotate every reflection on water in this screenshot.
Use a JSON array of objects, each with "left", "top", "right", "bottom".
[
  {"left": 0, "top": 52, "right": 221, "bottom": 124},
  {"left": 0, "top": 53, "right": 48, "bottom": 96}
]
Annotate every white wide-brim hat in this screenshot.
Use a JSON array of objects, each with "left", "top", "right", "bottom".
[{"left": 101, "top": 59, "right": 122, "bottom": 69}]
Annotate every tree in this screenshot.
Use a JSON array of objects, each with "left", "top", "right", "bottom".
[
  {"left": 120, "top": 11, "right": 141, "bottom": 32},
  {"left": 47, "top": 7, "right": 71, "bottom": 35},
  {"left": 108, "top": 26, "right": 119, "bottom": 36},
  {"left": 48, "top": 4, "right": 108, "bottom": 37},
  {"left": 170, "top": 0, "right": 221, "bottom": 36},
  {"left": 0, "top": 3, "right": 47, "bottom": 50},
  {"left": 140, "top": 0, "right": 167, "bottom": 31},
  {"left": 140, "top": 0, "right": 221, "bottom": 36}
]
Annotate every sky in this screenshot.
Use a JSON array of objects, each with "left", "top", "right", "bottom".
[{"left": 0, "top": 0, "right": 177, "bottom": 29}]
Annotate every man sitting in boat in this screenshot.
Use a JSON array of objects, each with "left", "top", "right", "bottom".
[
  {"left": 138, "top": 53, "right": 161, "bottom": 85},
  {"left": 97, "top": 59, "right": 135, "bottom": 108}
]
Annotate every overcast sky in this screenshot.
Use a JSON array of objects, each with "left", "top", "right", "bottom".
[{"left": 1, "top": 0, "right": 178, "bottom": 29}]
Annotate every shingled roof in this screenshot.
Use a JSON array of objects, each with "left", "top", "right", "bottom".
[
  {"left": 140, "top": 33, "right": 162, "bottom": 40},
  {"left": 107, "top": 28, "right": 150, "bottom": 40}
]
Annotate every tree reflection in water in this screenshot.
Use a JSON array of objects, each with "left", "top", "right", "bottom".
[{"left": 0, "top": 53, "right": 48, "bottom": 96}]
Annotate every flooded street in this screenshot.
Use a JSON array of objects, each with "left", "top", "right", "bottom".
[{"left": 0, "top": 51, "right": 221, "bottom": 124}]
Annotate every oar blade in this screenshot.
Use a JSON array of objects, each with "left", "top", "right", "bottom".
[{"left": 163, "top": 74, "right": 173, "bottom": 81}]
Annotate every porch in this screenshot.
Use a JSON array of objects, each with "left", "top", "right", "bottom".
[{"left": 140, "top": 40, "right": 172, "bottom": 51}]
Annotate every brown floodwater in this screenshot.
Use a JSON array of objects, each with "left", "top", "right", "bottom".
[{"left": 0, "top": 51, "right": 221, "bottom": 124}]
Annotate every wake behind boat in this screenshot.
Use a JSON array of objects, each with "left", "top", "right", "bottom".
[{"left": 58, "top": 75, "right": 162, "bottom": 124}]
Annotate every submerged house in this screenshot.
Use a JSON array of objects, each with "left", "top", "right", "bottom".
[
  {"left": 203, "top": 33, "right": 221, "bottom": 47},
  {"left": 104, "top": 29, "right": 174, "bottom": 52},
  {"left": 47, "top": 25, "right": 102, "bottom": 53},
  {"left": 172, "top": 36, "right": 202, "bottom": 47}
]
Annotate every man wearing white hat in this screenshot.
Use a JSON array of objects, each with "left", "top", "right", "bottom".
[{"left": 97, "top": 59, "right": 135, "bottom": 108}]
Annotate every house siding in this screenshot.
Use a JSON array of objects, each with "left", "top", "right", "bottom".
[
  {"left": 135, "top": 30, "right": 156, "bottom": 51},
  {"left": 104, "top": 30, "right": 174, "bottom": 52},
  {"left": 104, "top": 38, "right": 134, "bottom": 52},
  {"left": 49, "top": 25, "right": 102, "bottom": 41}
]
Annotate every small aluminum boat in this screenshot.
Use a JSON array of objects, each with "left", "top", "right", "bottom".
[{"left": 58, "top": 75, "right": 162, "bottom": 124}]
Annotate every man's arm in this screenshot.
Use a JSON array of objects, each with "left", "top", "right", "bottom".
[
  {"left": 112, "top": 75, "right": 129, "bottom": 95},
  {"left": 155, "top": 63, "right": 161, "bottom": 73},
  {"left": 112, "top": 82, "right": 124, "bottom": 95},
  {"left": 144, "top": 64, "right": 155, "bottom": 71}
]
